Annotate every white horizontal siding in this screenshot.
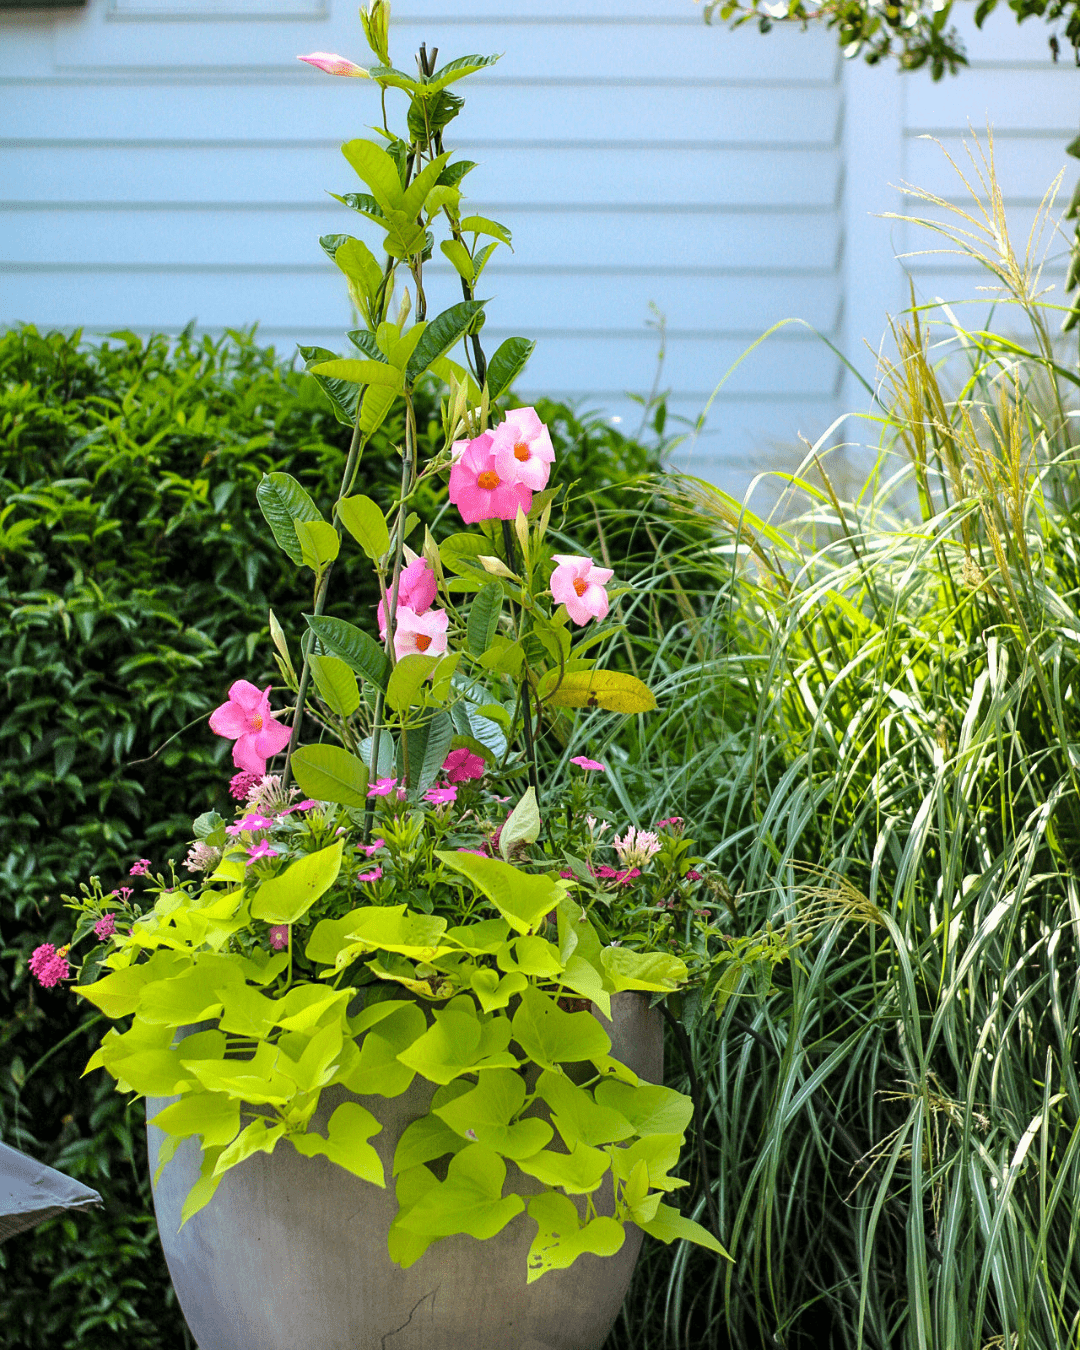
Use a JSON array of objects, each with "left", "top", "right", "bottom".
[{"left": 0, "top": 0, "right": 846, "bottom": 487}]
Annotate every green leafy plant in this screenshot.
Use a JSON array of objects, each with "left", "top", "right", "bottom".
[{"left": 28, "top": 4, "right": 765, "bottom": 1283}]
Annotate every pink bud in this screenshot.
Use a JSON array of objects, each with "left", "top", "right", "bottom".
[{"left": 297, "top": 52, "right": 368, "bottom": 77}]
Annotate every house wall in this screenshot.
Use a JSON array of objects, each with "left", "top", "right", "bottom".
[{"left": 1, "top": 0, "right": 1077, "bottom": 493}]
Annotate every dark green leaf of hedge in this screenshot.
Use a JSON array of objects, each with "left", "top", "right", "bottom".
[{"left": 306, "top": 614, "right": 390, "bottom": 691}]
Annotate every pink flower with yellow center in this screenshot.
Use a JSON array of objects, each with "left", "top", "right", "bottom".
[
  {"left": 268, "top": 925, "right": 290, "bottom": 951},
  {"left": 209, "top": 680, "right": 292, "bottom": 776},
  {"left": 448, "top": 432, "right": 533, "bottom": 524},
  {"left": 378, "top": 557, "right": 438, "bottom": 640},
  {"left": 550, "top": 555, "right": 614, "bottom": 626},
  {"left": 393, "top": 606, "right": 448, "bottom": 661},
  {"left": 490, "top": 407, "right": 555, "bottom": 492},
  {"left": 297, "top": 52, "right": 368, "bottom": 77}
]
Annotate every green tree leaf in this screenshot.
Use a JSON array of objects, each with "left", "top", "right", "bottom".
[
  {"left": 498, "top": 787, "right": 541, "bottom": 861},
  {"left": 534, "top": 1069, "right": 634, "bottom": 1148},
  {"left": 305, "top": 614, "right": 390, "bottom": 691},
  {"left": 434, "top": 1069, "right": 553, "bottom": 1160},
  {"left": 256, "top": 472, "right": 324, "bottom": 567},
  {"left": 459, "top": 215, "right": 512, "bottom": 246},
  {"left": 405, "top": 301, "right": 487, "bottom": 383},
  {"left": 308, "top": 654, "right": 361, "bottom": 719},
  {"left": 341, "top": 139, "right": 404, "bottom": 213},
  {"left": 337, "top": 494, "right": 391, "bottom": 561},
  {"left": 298, "top": 344, "right": 359, "bottom": 426},
  {"left": 213, "top": 1117, "right": 285, "bottom": 1177},
  {"left": 386, "top": 653, "right": 439, "bottom": 712},
  {"left": 600, "top": 947, "right": 687, "bottom": 993},
  {"left": 294, "top": 519, "right": 340, "bottom": 575},
  {"left": 290, "top": 744, "right": 368, "bottom": 808},
  {"left": 393, "top": 1114, "right": 465, "bottom": 1174},
  {"left": 467, "top": 582, "right": 503, "bottom": 656},
  {"left": 486, "top": 337, "right": 536, "bottom": 401},
  {"left": 423, "top": 53, "right": 501, "bottom": 96},
  {"left": 309, "top": 358, "right": 404, "bottom": 389},
  {"left": 250, "top": 839, "right": 344, "bottom": 924}
]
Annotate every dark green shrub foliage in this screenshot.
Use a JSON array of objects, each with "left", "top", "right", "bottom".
[{"left": 0, "top": 325, "right": 664, "bottom": 1348}]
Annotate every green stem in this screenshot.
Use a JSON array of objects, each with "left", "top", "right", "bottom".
[
  {"left": 501, "top": 519, "right": 539, "bottom": 801},
  {"left": 281, "top": 418, "right": 365, "bottom": 793}
]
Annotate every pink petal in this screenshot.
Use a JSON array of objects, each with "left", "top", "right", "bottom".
[
  {"left": 209, "top": 700, "right": 249, "bottom": 738},
  {"left": 232, "top": 733, "right": 267, "bottom": 776},
  {"left": 227, "top": 680, "right": 266, "bottom": 714},
  {"left": 253, "top": 716, "right": 292, "bottom": 760}
]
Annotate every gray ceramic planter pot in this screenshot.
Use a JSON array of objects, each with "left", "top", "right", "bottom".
[{"left": 147, "top": 993, "right": 663, "bottom": 1350}]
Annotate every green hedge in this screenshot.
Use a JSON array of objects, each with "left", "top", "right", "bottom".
[{"left": 0, "top": 324, "right": 667, "bottom": 1348}]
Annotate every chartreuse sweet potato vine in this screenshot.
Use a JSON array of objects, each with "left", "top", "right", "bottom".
[{"left": 41, "top": 0, "right": 761, "bottom": 1281}]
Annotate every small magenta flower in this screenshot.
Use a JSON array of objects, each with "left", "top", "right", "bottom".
[
  {"left": 359, "top": 838, "right": 385, "bottom": 857},
  {"left": 357, "top": 866, "right": 384, "bottom": 884},
  {"left": 685, "top": 869, "right": 703, "bottom": 882},
  {"left": 28, "top": 943, "right": 69, "bottom": 989},
  {"left": 268, "top": 925, "right": 290, "bottom": 951},
  {"left": 424, "top": 784, "right": 458, "bottom": 806},
  {"left": 393, "top": 606, "right": 449, "bottom": 662},
  {"left": 550, "top": 556, "right": 613, "bottom": 626},
  {"left": 229, "top": 770, "right": 260, "bottom": 801},
  {"left": 129, "top": 858, "right": 152, "bottom": 877},
  {"left": 367, "top": 778, "right": 399, "bottom": 797},
  {"left": 297, "top": 52, "right": 369, "bottom": 77},
  {"left": 280, "top": 799, "right": 318, "bottom": 815},
  {"left": 226, "top": 813, "right": 274, "bottom": 837},
  {"left": 117, "top": 886, "right": 133, "bottom": 902},
  {"left": 442, "top": 748, "right": 485, "bottom": 784},
  {"left": 448, "top": 432, "right": 533, "bottom": 524},
  {"left": 490, "top": 407, "right": 555, "bottom": 492},
  {"left": 245, "top": 839, "right": 281, "bottom": 866},
  {"left": 570, "top": 755, "right": 606, "bottom": 772},
  {"left": 209, "top": 681, "right": 292, "bottom": 776},
  {"left": 94, "top": 914, "right": 116, "bottom": 941},
  {"left": 378, "top": 558, "right": 438, "bottom": 641},
  {"left": 655, "top": 816, "right": 684, "bottom": 832},
  {"left": 613, "top": 827, "right": 661, "bottom": 869}
]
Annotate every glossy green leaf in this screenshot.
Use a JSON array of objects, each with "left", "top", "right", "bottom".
[
  {"left": 294, "top": 519, "right": 340, "bottom": 574},
  {"left": 332, "top": 236, "right": 382, "bottom": 299},
  {"left": 360, "top": 382, "right": 399, "bottom": 439},
  {"left": 607, "top": 1134, "right": 687, "bottom": 1192},
  {"left": 405, "top": 301, "right": 487, "bottom": 383},
  {"left": 290, "top": 744, "right": 368, "bottom": 808},
  {"left": 148, "top": 1092, "right": 241, "bottom": 1148},
  {"left": 459, "top": 214, "right": 512, "bottom": 246},
  {"left": 467, "top": 582, "right": 502, "bottom": 656},
  {"left": 510, "top": 987, "right": 611, "bottom": 1070},
  {"left": 308, "top": 654, "right": 361, "bottom": 719},
  {"left": 256, "top": 472, "right": 324, "bottom": 567},
  {"left": 400, "top": 150, "right": 452, "bottom": 221},
  {"left": 386, "top": 653, "right": 439, "bottom": 712},
  {"left": 526, "top": 1192, "right": 624, "bottom": 1283},
  {"left": 516, "top": 1140, "right": 610, "bottom": 1194},
  {"left": 593, "top": 1082, "right": 694, "bottom": 1136},
  {"left": 179, "top": 1144, "right": 225, "bottom": 1229},
  {"left": 309, "top": 358, "right": 403, "bottom": 389},
  {"left": 305, "top": 614, "right": 390, "bottom": 691},
  {"left": 423, "top": 53, "right": 501, "bottom": 96},
  {"left": 440, "top": 238, "right": 474, "bottom": 282},
  {"left": 249, "top": 840, "right": 344, "bottom": 925},
  {"left": 341, "top": 138, "right": 403, "bottom": 213},
  {"left": 337, "top": 494, "right": 390, "bottom": 561},
  {"left": 600, "top": 947, "right": 687, "bottom": 993},
  {"left": 638, "top": 1203, "right": 730, "bottom": 1257},
  {"left": 435, "top": 851, "right": 567, "bottom": 935},
  {"left": 486, "top": 337, "right": 536, "bottom": 401},
  {"left": 341, "top": 1001, "right": 426, "bottom": 1098},
  {"left": 535, "top": 1070, "right": 633, "bottom": 1148},
  {"left": 395, "top": 1144, "right": 524, "bottom": 1239},
  {"left": 298, "top": 344, "right": 360, "bottom": 427},
  {"left": 291, "top": 1102, "right": 385, "bottom": 1186}
]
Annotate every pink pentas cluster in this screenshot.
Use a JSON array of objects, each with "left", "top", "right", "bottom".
[
  {"left": 229, "top": 771, "right": 260, "bottom": 802},
  {"left": 129, "top": 858, "right": 152, "bottom": 877},
  {"left": 209, "top": 681, "right": 292, "bottom": 776},
  {"left": 94, "top": 913, "right": 116, "bottom": 941},
  {"left": 29, "top": 943, "right": 70, "bottom": 989},
  {"left": 613, "top": 827, "right": 662, "bottom": 869},
  {"left": 449, "top": 408, "right": 554, "bottom": 524}
]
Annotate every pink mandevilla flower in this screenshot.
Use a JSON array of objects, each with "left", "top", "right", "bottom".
[
  {"left": 448, "top": 431, "right": 533, "bottom": 524},
  {"left": 550, "top": 555, "right": 613, "bottom": 626},
  {"left": 29, "top": 943, "right": 69, "bottom": 989},
  {"left": 209, "top": 681, "right": 292, "bottom": 776},
  {"left": 297, "top": 52, "right": 368, "bottom": 77},
  {"left": 393, "top": 606, "right": 448, "bottom": 662},
  {"left": 357, "top": 866, "right": 384, "bottom": 884},
  {"left": 490, "top": 407, "right": 556, "bottom": 492},
  {"left": 378, "top": 557, "right": 438, "bottom": 640},
  {"left": 268, "top": 925, "right": 290, "bottom": 951},
  {"left": 570, "top": 755, "right": 606, "bottom": 772},
  {"left": 94, "top": 914, "right": 116, "bottom": 941},
  {"left": 442, "top": 748, "right": 485, "bottom": 784}
]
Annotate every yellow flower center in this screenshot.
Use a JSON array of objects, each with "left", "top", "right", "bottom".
[
  {"left": 514, "top": 441, "right": 530, "bottom": 462},
  {"left": 477, "top": 470, "right": 500, "bottom": 491},
  {"left": 251, "top": 713, "right": 263, "bottom": 731},
  {"left": 573, "top": 578, "right": 588, "bottom": 597}
]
